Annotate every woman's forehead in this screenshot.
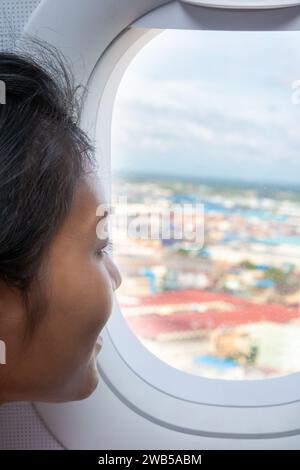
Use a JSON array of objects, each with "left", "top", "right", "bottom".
[{"left": 56, "top": 175, "right": 108, "bottom": 240}]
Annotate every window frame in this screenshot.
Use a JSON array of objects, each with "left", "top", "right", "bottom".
[{"left": 78, "top": 3, "right": 300, "bottom": 436}]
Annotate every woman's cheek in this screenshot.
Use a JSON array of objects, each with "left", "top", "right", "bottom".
[{"left": 83, "top": 261, "right": 114, "bottom": 339}]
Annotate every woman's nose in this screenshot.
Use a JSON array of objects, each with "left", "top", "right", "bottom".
[{"left": 106, "top": 256, "right": 122, "bottom": 291}]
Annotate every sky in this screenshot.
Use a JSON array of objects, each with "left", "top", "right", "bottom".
[{"left": 111, "top": 29, "right": 300, "bottom": 185}]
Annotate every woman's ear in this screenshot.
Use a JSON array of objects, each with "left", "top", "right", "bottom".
[
  {"left": 0, "top": 283, "right": 26, "bottom": 404},
  {"left": 0, "top": 282, "right": 22, "bottom": 325},
  {"left": 0, "top": 282, "right": 26, "bottom": 360}
]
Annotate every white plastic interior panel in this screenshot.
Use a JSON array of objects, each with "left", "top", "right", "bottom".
[
  {"left": 133, "top": 0, "right": 300, "bottom": 29},
  {"left": 0, "top": 0, "right": 40, "bottom": 50},
  {"left": 1, "top": 0, "right": 300, "bottom": 449},
  {"left": 0, "top": 402, "right": 63, "bottom": 449}
]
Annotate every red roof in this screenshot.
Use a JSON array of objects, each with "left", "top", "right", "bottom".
[{"left": 123, "top": 290, "right": 300, "bottom": 339}]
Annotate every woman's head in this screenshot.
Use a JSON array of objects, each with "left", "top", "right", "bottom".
[{"left": 0, "top": 40, "right": 121, "bottom": 403}]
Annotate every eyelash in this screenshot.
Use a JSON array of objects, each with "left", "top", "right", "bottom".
[{"left": 95, "top": 240, "right": 113, "bottom": 257}]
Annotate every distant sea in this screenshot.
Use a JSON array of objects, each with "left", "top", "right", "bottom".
[{"left": 114, "top": 170, "right": 300, "bottom": 196}]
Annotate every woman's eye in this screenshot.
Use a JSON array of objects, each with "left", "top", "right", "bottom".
[
  {"left": 95, "top": 248, "right": 106, "bottom": 257},
  {"left": 95, "top": 240, "right": 113, "bottom": 258}
]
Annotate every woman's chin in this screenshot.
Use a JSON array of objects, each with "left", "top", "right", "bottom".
[
  {"left": 77, "top": 355, "right": 100, "bottom": 400},
  {"left": 61, "top": 353, "right": 101, "bottom": 402},
  {"left": 29, "top": 348, "right": 102, "bottom": 403}
]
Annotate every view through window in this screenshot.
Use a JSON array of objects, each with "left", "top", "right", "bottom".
[{"left": 111, "top": 30, "right": 300, "bottom": 380}]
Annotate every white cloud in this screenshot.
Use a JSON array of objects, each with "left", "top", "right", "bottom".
[{"left": 111, "top": 30, "right": 300, "bottom": 181}]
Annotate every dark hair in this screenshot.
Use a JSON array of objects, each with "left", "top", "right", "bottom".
[{"left": 0, "top": 38, "right": 96, "bottom": 335}]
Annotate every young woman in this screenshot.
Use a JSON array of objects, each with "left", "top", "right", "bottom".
[{"left": 0, "top": 41, "right": 122, "bottom": 403}]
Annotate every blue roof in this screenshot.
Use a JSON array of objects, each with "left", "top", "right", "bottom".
[
  {"left": 255, "top": 279, "right": 275, "bottom": 288},
  {"left": 193, "top": 355, "right": 239, "bottom": 370}
]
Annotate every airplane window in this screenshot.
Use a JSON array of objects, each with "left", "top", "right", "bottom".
[{"left": 111, "top": 29, "right": 300, "bottom": 380}]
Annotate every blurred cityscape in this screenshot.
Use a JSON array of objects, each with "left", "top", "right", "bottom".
[{"left": 112, "top": 173, "right": 300, "bottom": 380}]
